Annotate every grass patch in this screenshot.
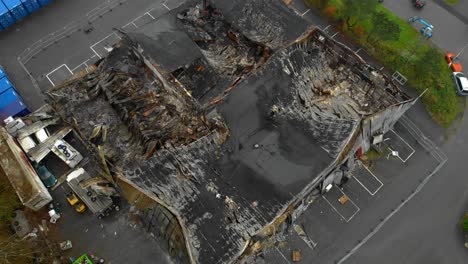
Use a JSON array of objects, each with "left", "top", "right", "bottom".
[
  {"left": 0, "top": 168, "right": 21, "bottom": 223},
  {"left": 462, "top": 213, "right": 468, "bottom": 232},
  {"left": 305, "top": 0, "right": 463, "bottom": 127},
  {"left": 445, "top": 0, "right": 460, "bottom": 4}
]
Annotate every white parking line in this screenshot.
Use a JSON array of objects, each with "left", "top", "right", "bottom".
[
  {"left": 162, "top": 2, "right": 170, "bottom": 10},
  {"left": 390, "top": 129, "right": 416, "bottom": 163},
  {"left": 46, "top": 64, "right": 73, "bottom": 86},
  {"left": 355, "top": 47, "right": 362, "bottom": 53},
  {"left": 90, "top": 32, "right": 121, "bottom": 59},
  {"left": 352, "top": 165, "right": 384, "bottom": 196},
  {"left": 146, "top": 11, "right": 155, "bottom": 19},
  {"left": 323, "top": 186, "right": 360, "bottom": 222},
  {"left": 275, "top": 247, "right": 292, "bottom": 264},
  {"left": 331, "top": 32, "right": 339, "bottom": 38},
  {"left": 323, "top": 25, "right": 331, "bottom": 31},
  {"left": 122, "top": 21, "right": 138, "bottom": 30},
  {"left": 301, "top": 9, "right": 310, "bottom": 17}
]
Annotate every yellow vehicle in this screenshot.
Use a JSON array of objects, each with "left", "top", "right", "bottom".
[{"left": 66, "top": 192, "right": 86, "bottom": 213}]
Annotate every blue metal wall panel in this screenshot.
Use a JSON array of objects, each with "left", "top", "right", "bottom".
[
  {"left": 37, "top": 0, "right": 52, "bottom": 6},
  {"left": 0, "top": 67, "right": 5, "bottom": 79},
  {"left": 0, "top": 88, "right": 28, "bottom": 121},
  {"left": 0, "top": 88, "right": 20, "bottom": 108},
  {"left": 0, "top": 1, "right": 15, "bottom": 28},
  {"left": 0, "top": 77, "right": 13, "bottom": 94},
  {"left": 2, "top": 0, "right": 29, "bottom": 21},
  {"left": 0, "top": 97, "right": 28, "bottom": 121},
  {"left": 20, "top": 0, "right": 40, "bottom": 13}
]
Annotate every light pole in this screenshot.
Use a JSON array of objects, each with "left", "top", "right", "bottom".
[{"left": 455, "top": 42, "right": 468, "bottom": 59}]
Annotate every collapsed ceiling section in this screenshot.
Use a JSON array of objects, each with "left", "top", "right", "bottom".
[
  {"left": 173, "top": 2, "right": 271, "bottom": 102},
  {"left": 48, "top": 38, "right": 226, "bottom": 164}
]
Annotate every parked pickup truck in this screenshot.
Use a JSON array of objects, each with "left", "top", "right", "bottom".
[{"left": 66, "top": 168, "right": 114, "bottom": 218}]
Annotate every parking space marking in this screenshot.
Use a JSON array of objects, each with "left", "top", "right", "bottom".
[
  {"left": 301, "top": 9, "right": 310, "bottom": 17},
  {"left": 122, "top": 22, "right": 138, "bottom": 31},
  {"left": 146, "top": 11, "right": 155, "bottom": 19},
  {"left": 352, "top": 165, "right": 383, "bottom": 196},
  {"left": 389, "top": 129, "right": 416, "bottom": 163},
  {"left": 331, "top": 32, "right": 339, "bottom": 38},
  {"left": 323, "top": 25, "right": 331, "bottom": 31},
  {"left": 46, "top": 64, "right": 73, "bottom": 86},
  {"left": 323, "top": 186, "right": 360, "bottom": 222},
  {"left": 162, "top": 2, "right": 170, "bottom": 10},
  {"left": 355, "top": 47, "right": 362, "bottom": 53},
  {"left": 90, "top": 32, "right": 122, "bottom": 59},
  {"left": 275, "top": 247, "right": 292, "bottom": 264}
]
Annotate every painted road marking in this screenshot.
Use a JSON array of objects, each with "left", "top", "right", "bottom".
[
  {"left": 331, "top": 32, "right": 339, "bottom": 38},
  {"left": 301, "top": 9, "right": 310, "bottom": 17},
  {"left": 352, "top": 164, "right": 383, "bottom": 196},
  {"left": 323, "top": 186, "right": 360, "bottom": 222},
  {"left": 275, "top": 247, "right": 292, "bottom": 264},
  {"left": 146, "top": 11, "right": 155, "bottom": 19},
  {"left": 46, "top": 64, "right": 73, "bottom": 86},
  {"left": 90, "top": 32, "right": 122, "bottom": 59},
  {"left": 133, "top": 12, "right": 154, "bottom": 28},
  {"left": 388, "top": 129, "right": 416, "bottom": 163},
  {"left": 122, "top": 22, "right": 138, "bottom": 31}
]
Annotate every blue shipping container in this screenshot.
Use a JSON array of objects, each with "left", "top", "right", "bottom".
[
  {"left": 37, "top": 0, "right": 52, "bottom": 6},
  {"left": 2, "top": 0, "right": 28, "bottom": 21},
  {"left": 20, "top": 0, "right": 39, "bottom": 13},
  {"left": 0, "top": 1, "right": 15, "bottom": 28},
  {"left": 0, "top": 88, "right": 29, "bottom": 121},
  {"left": 0, "top": 76, "right": 13, "bottom": 94},
  {"left": 0, "top": 67, "right": 5, "bottom": 79}
]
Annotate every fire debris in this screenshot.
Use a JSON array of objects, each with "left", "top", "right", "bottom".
[{"left": 44, "top": 1, "right": 414, "bottom": 263}]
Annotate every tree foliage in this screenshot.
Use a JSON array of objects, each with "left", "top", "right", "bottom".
[
  {"left": 368, "top": 12, "right": 401, "bottom": 44},
  {"left": 342, "top": 0, "right": 378, "bottom": 29}
]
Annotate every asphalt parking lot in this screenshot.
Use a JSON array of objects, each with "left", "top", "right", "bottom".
[
  {"left": 21, "top": 0, "right": 186, "bottom": 91},
  {"left": 259, "top": 115, "right": 447, "bottom": 264}
]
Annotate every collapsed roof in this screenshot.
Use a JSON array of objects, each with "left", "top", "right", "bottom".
[{"left": 46, "top": 1, "right": 412, "bottom": 263}]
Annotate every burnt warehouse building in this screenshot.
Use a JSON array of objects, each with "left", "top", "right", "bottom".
[{"left": 45, "top": 1, "right": 414, "bottom": 263}]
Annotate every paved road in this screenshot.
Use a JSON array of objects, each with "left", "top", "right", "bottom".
[{"left": 342, "top": 1, "right": 468, "bottom": 263}]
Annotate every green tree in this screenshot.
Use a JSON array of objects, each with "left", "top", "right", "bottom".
[
  {"left": 341, "top": 0, "right": 378, "bottom": 29},
  {"left": 367, "top": 12, "right": 401, "bottom": 44}
]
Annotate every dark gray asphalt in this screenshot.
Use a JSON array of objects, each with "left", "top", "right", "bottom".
[{"left": 0, "top": 0, "right": 113, "bottom": 109}]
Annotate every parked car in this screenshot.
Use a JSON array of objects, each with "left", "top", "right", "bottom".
[
  {"left": 34, "top": 163, "right": 58, "bottom": 188},
  {"left": 413, "top": 0, "right": 426, "bottom": 8},
  {"left": 452, "top": 72, "right": 468, "bottom": 96},
  {"left": 66, "top": 192, "right": 87, "bottom": 213},
  {"left": 446, "top": 52, "right": 463, "bottom": 72}
]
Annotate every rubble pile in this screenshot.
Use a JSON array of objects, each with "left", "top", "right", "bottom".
[
  {"left": 177, "top": 4, "right": 270, "bottom": 77},
  {"left": 49, "top": 37, "right": 225, "bottom": 162}
]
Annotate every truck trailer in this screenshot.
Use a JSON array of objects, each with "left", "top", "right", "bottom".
[{"left": 0, "top": 126, "right": 52, "bottom": 210}]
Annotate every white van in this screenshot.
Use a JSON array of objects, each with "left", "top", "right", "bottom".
[{"left": 452, "top": 72, "right": 468, "bottom": 96}]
